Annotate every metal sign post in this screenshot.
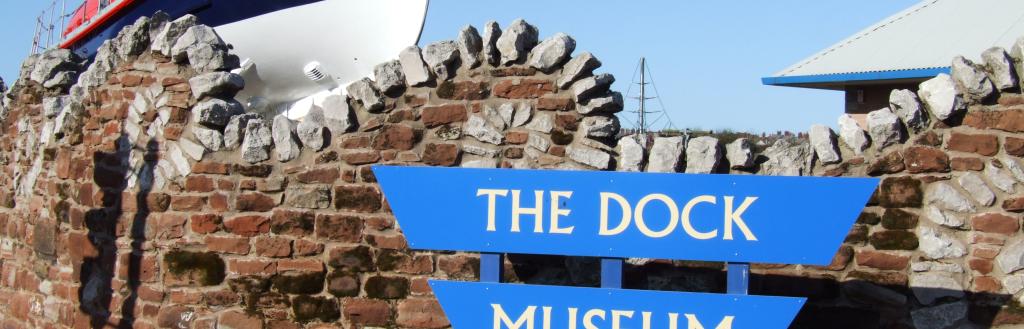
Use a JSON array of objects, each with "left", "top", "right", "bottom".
[{"left": 376, "top": 166, "right": 877, "bottom": 328}]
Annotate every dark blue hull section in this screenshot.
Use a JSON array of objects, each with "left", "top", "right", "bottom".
[{"left": 68, "top": 0, "right": 321, "bottom": 59}]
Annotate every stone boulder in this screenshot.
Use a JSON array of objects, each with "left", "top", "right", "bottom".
[
  {"left": 647, "top": 136, "right": 684, "bottom": 173},
  {"left": 726, "top": 138, "right": 755, "bottom": 169},
  {"left": 481, "top": 21, "right": 502, "bottom": 67},
  {"left": 422, "top": 40, "right": 460, "bottom": 81},
  {"left": 889, "top": 89, "right": 926, "bottom": 132},
  {"left": 837, "top": 114, "right": 869, "bottom": 154},
  {"left": 373, "top": 60, "right": 406, "bottom": 96},
  {"left": 241, "top": 119, "right": 273, "bottom": 164},
  {"left": 346, "top": 78, "right": 384, "bottom": 112},
  {"left": 618, "top": 135, "right": 646, "bottom": 172},
  {"left": 918, "top": 74, "right": 964, "bottom": 121},
  {"left": 951, "top": 56, "right": 994, "bottom": 103},
  {"left": 808, "top": 124, "right": 840, "bottom": 164},
  {"left": 192, "top": 98, "right": 243, "bottom": 128},
  {"left": 189, "top": 72, "right": 244, "bottom": 99},
  {"left": 224, "top": 113, "right": 263, "bottom": 150},
  {"left": 297, "top": 107, "right": 328, "bottom": 151},
  {"left": 760, "top": 138, "right": 811, "bottom": 176},
  {"left": 399, "top": 46, "right": 432, "bottom": 86},
  {"left": 981, "top": 47, "right": 1018, "bottom": 91},
  {"left": 866, "top": 108, "right": 903, "bottom": 150},
  {"left": 528, "top": 33, "right": 576, "bottom": 72},
  {"left": 457, "top": 25, "right": 483, "bottom": 69},
  {"left": 496, "top": 19, "right": 539, "bottom": 65},
  {"left": 685, "top": 136, "right": 721, "bottom": 174},
  {"left": 273, "top": 115, "right": 301, "bottom": 162},
  {"left": 558, "top": 52, "right": 601, "bottom": 90}
]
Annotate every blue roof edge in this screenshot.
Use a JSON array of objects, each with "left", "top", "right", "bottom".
[{"left": 761, "top": 67, "right": 951, "bottom": 86}]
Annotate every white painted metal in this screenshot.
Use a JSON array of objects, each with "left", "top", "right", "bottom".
[
  {"left": 774, "top": 0, "right": 1024, "bottom": 77},
  {"left": 214, "top": 0, "right": 429, "bottom": 118}
]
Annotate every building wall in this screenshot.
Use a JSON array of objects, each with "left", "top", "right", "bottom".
[
  {"left": 845, "top": 82, "right": 921, "bottom": 127},
  {"left": 1, "top": 15, "right": 1024, "bottom": 329}
]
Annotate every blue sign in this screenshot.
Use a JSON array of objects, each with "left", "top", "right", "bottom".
[
  {"left": 432, "top": 281, "right": 806, "bottom": 329},
  {"left": 373, "top": 166, "right": 877, "bottom": 265}
]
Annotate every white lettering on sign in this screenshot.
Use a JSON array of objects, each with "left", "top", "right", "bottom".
[
  {"left": 477, "top": 189, "right": 758, "bottom": 241},
  {"left": 491, "top": 304, "right": 735, "bottom": 329}
]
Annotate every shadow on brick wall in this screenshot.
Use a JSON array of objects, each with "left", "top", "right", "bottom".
[{"left": 78, "top": 136, "right": 156, "bottom": 329}]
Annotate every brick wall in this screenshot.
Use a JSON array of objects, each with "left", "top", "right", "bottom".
[{"left": 2, "top": 15, "right": 1024, "bottom": 329}]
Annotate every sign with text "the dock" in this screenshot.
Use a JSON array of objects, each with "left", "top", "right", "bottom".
[{"left": 373, "top": 166, "right": 878, "bottom": 329}]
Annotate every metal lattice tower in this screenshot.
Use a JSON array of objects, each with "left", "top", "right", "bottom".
[{"left": 621, "top": 57, "right": 677, "bottom": 138}]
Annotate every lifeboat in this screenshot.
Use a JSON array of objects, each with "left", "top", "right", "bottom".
[{"left": 60, "top": 0, "right": 429, "bottom": 118}]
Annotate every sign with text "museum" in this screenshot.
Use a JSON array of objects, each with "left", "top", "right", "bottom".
[{"left": 374, "top": 166, "right": 878, "bottom": 329}]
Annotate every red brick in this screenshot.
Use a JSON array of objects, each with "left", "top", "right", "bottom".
[
  {"left": 970, "top": 258, "right": 994, "bottom": 274},
  {"left": 855, "top": 250, "right": 909, "bottom": 271},
  {"left": 224, "top": 215, "right": 270, "bottom": 237},
  {"left": 235, "top": 193, "right": 279, "bottom": 212},
  {"left": 902, "top": 146, "right": 949, "bottom": 173},
  {"left": 277, "top": 259, "right": 323, "bottom": 272},
  {"left": 341, "top": 150, "right": 382, "bottom": 165},
  {"left": 295, "top": 167, "right": 340, "bottom": 184},
  {"left": 184, "top": 175, "right": 215, "bottom": 192},
  {"left": 421, "top": 104, "right": 468, "bottom": 127},
  {"left": 343, "top": 299, "right": 392, "bottom": 326},
  {"left": 963, "top": 109, "right": 1024, "bottom": 133},
  {"left": 396, "top": 298, "right": 449, "bottom": 328},
  {"left": 1005, "top": 196, "right": 1024, "bottom": 213},
  {"left": 210, "top": 193, "right": 229, "bottom": 212},
  {"left": 506, "top": 131, "right": 528, "bottom": 144},
  {"left": 975, "top": 276, "right": 1002, "bottom": 293},
  {"left": 293, "top": 240, "right": 324, "bottom": 256},
  {"left": 205, "top": 236, "right": 250, "bottom": 255},
  {"left": 228, "top": 259, "right": 277, "bottom": 276},
  {"left": 153, "top": 214, "right": 188, "bottom": 240},
  {"left": 170, "top": 195, "right": 206, "bottom": 211},
  {"left": 438, "top": 255, "right": 480, "bottom": 280},
  {"left": 341, "top": 135, "right": 371, "bottom": 149},
  {"left": 947, "top": 132, "right": 999, "bottom": 156},
  {"left": 254, "top": 236, "right": 292, "bottom": 258},
  {"left": 191, "top": 161, "right": 231, "bottom": 175},
  {"left": 493, "top": 78, "right": 555, "bottom": 99},
  {"left": 315, "top": 214, "right": 363, "bottom": 242},
  {"left": 436, "top": 80, "right": 489, "bottom": 100},
  {"left": 219, "top": 310, "right": 265, "bottom": 329},
  {"left": 974, "top": 247, "right": 1000, "bottom": 259},
  {"left": 972, "top": 213, "right": 1020, "bottom": 235},
  {"left": 1006, "top": 137, "right": 1024, "bottom": 157},
  {"left": 371, "top": 124, "right": 418, "bottom": 151},
  {"left": 950, "top": 157, "right": 984, "bottom": 171},
  {"left": 190, "top": 214, "right": 222, "bottom": 234},
  {"left": 537, "top": 97, "right": 574, "bottom": 111},
  {"left": 422, "top": 143, "right": 460, "bottom": 166}
]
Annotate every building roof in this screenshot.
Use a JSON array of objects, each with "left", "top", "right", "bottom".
[{"left": 763, "top": 0, "right": 1024, "bottom": 89}]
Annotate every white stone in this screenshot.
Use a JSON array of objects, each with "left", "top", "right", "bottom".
[
  {"left": 866, "top": 108, "right": 903, "bottom": 150},
  {"left": 524, "top": 112, "right": 554, "bottom": 133},
  {"left": 189, "top": 72, "right": 244, "bottom": 99},
  {"left": 321, "top": 94, "right": 355, "bottom": 135},
  {"left": 889, "top": 89, "right": 927, "bottom": 131},
  {"left": 1004, "top": 274, "right": 1024, "bottom": 295},
  {"left": 578, "top": 92, "right": 623, "bottom": 115},
  {"left": 223, "top": 113, "right": 261, "bottom": 150},
  {"left": 346, "top": 78, "right": 384, "bottom": 112},
  {"left": 998, "top": 240, "right": 1024, "bottom": 274},
  {"left": 192, "top": 98, "right": 242, "bottom": 128},
  {"left": 582, "top": 116, "right": 619, "bottom": 139},
  {"left": 910, "top": 273, "right": 964, "bottom": 305},
  {"left": 1001, "top": 156, "right": 1024, "bottom": 182},
  {"left": 985, "top": 162, "right": 1016, "bottom": 193},
  {"left": 497, "top": 103, "right": 515, "bottom": 128},
  {"left": 558, "top": 52, "right": 601, "bottom": 90},
  {"left": 911, "top": 261, "right": 964, "bottom": 273},
  {"left": 461, "top": 159, "right": 498, "bottom": 168},
  {"left": 685, "top": 136, "right": 721, "bottom": 174},
  {"left": 918, "top": 74, "right": 964, "bottom": 121},
  {"left": 496, "top": 19, "right": 539, "bottom": 65},
  {"left": 618, "top": 135, "right": 646, "bottom": 172},
  {"left": 951, "top": 55, "right": 995, "bottom": 103},
  {"left": 166, "top": 142, "right": 192, "bottom": 177},
  {"left": 481, "top": 21, "right": 502, "bottom": 67},
  {"left": 760, "top": 138, "right": 811, "bottom": 176},
  {"left": 838, "top": 114, "right": 869, "bottom": 155},
  {"left": 726, "top": 138, "right": 755, "bottom": 169},
  {"left": 373, "top": 60, "right": 406, "bottom": 96},
  {"left": 422, "top": 40, "right": 460, "bottom": 81},
  {"left": 241, "top": 119, "right": 273, "bottom": 164},
  {"left": 910, "top": 301, "right": 967, "bottom": 329},
  {"left": 566, "top": 145, "right": 610, "bottom": 169},
  {"left": 482, "top": 105, "right": 508, "bottom": 130},
  {"left": 457, "top": 25, "right": 483, "bottom": 69},
  {"left": 647, "top": 136, "right": 685, "bottom": 173},
  {"left": 42, "top": 96, "right": 67, "bottom": 119},
  {"left": 399, "top": 46, "right": 432, "bottom": 86},
  {"left": 511, "top": 104, "right": 532, "bottom": 127},
  {"left": 571, "top": 74, "right": 615, "bottom": 104},
  {"left": 527, "top": 133, "right": 550, "bottom": 152},
  {"left": 917, "top": 226, "right": 966, "bottom": 260},
  {"left": 178, "top": 137, "right": 206, "bottom": 161},
  {"left": 463, "top": 144, "right": 499, "bottom": 158},
  {"left": 272, "top": 115, "right": 300, "bottom": 162},
  {"left": 957, "top": 172, "right": 995, "bottom": 206},
  {"left": 297, "top": 107, "right": 327, "bottom": 151},
  {"left": 808, "top": 124, "right": 840, "bottom": 164},
  {"left": 982, "top": 47, "right": 1018, "bottom": 91},
  {"left": 464, "top": 115, "right": 504, "bottom": 145},
  {"left": 151, "top": 15, "right": 197, "bottom": 56},
  {"left": 192, "top": 126, "right": 223, "bottom": 152},
  {"left": 924, "top": 205, "right": 964, "bottom": 228},
  {"left": 528, "top": 33, "right": 575, "bottom": 72},
  {"left": 170, "top": 25, "right": 224, "bottom": 61},
  {"left": 926, "top": 182, "right": 976, "bottom": 213}
]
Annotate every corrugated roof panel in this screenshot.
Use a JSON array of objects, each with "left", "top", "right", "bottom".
[{"left": 774, "top": 0, "right": 1024, "bottom": 78}]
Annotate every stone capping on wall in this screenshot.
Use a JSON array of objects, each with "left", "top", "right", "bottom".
[{"left": 7, "top": 10, "right": 1024, "bottom": 329}]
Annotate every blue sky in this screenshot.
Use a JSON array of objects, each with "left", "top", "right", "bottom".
[{"left": 2, "top": 0, "right": 919, "bottom": 132}]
